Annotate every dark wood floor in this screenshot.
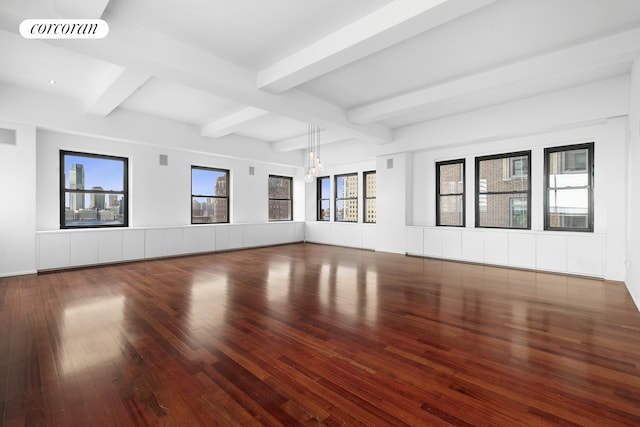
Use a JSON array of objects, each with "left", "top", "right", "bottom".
[{"left": 1, "top": 243, "right": 640, "bottom": 426}]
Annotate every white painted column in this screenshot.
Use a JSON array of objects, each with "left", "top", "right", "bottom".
[
  {"left": 0, "top": 122, "right": 37, "bottom": 276},
  {"left": 376, "top": 152, "right": 412, "bottom": 254},
  {"left": 626, "top": 57, "right": 640, "bottom": 310}
]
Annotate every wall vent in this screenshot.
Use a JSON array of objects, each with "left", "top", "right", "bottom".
[
  {"left": 0, "top": 128, "right": 16, "bottom": 146},
  {"left": 386, "top": 158, "right": 394, "bottom": 169}
]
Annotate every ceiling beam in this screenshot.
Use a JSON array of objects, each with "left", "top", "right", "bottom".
[
  {"left": 271, "top": 128, "right": 353, "bottom": 152},
  {"left": 201, "top": 107, "right": 267, "bottom": 138},
  {"left": 3, "top": 12, "right": 391, "bottom": 144},
  {"left": 84, "top": 66, "right": 150, "bottom": 117},
  {"left": 348, "top": 27, "right": 640, "bottom": 124},
  {"left": 256, "top": 0, "right": 497, "bottom": 94}
]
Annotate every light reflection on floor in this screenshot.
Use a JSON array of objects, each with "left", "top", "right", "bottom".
[{"left": 59, "top": 295, "right": 125, "bottom": 375}]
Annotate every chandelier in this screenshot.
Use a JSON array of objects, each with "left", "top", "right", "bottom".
[{"left": 304, "top": 124, "right": 324, "bottom": 183}]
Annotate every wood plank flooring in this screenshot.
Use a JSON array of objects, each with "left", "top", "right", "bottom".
[{"left": 1, "top": 242, "right": 640, "bottom": 426}]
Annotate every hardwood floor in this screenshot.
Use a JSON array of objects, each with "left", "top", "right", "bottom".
[{"left": 1, "top": 243, "right": 640, "bottom": 426}]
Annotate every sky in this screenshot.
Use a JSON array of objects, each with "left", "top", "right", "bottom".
[
  {"left": 191, "top": 167, "right": 227, "bottom": 196},
  {"left": 64, "top": 154, "right": 124, "bottom": 191}
]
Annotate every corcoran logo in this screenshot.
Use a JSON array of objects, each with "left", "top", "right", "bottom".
[{"left": 19, "top": 19, "right": 109, "bottom": 39}]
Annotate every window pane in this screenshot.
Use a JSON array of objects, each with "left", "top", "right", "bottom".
[
  {"left": 336, "top": 175, "right": 358, "bottom": 198},
  {"left": 364, "top": 171, "right": 376, "bottom": 224},
  {"left": 549, "top": 148, "right": 589, "bottom": 174},
  {"left": 317, "top": 176, "right": 330, "bottom": 221},
  {"left": 64, "top": 192, "right": 125, "bottom": 227},
  {"left": 548, "top": 151, "right": 589, "bottom": 186},
  {"left": 365, "top": 172, "right": 376, "bottom": 197},
  {"left": 478, "top": 156, "right": 528, "bottom": 193},
  {"left": 191, "top": 197, "right": 228, "bottom": 223},
  {"left": 336, "top": 199, "right": 358, "bottom": 222},
  {"left": 64, "top": 155, "right": 124, "bottom": 191},
  {"left": 478, "top": 193, "right": 528, "bottom": 228},
  {"left": 269, "top": 176, "right": 292, "bottom": 221},
  {"left": 269, "top": 200, "right": 292, "bottom": 221},
  {"left": 438, "top": 195, "right": 463, "bottom": 226},
  {"left": 319, "top": 177, "right": 330, "bottom": 198},
  {"left": 269, "top": 176, "right": 291, "bottom": 199},
  {"left": 439, "top": 163, "right": 464, "bottom": 195},
  {"left": 61, "top": 151, "right": 128, "bottom": 229},
  {"left": 319, "top": 200, "right": 330, "bottom": 221},
  {"left": 547, "top": 188, "right": 589, "bottom": 229},
  {"left": 192, "top": 168, "right": 227, "bottom": 196},
  {"left": 545, "top": 143, "right": 593, "bottom": 231},
  {"left": 335, "top": 174, "right": 358, "bottom": 222},
  {"left": 364, "top": 198, "right": 376, "bottom": 223}
]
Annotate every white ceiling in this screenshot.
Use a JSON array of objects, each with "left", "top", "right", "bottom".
[{"left": 1, "top": 0, "right": 640, "bottom": 153}]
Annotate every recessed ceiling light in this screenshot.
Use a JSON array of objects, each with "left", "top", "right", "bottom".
[{"left": 49, "top": 79, "right": 56, "bottom": 85}]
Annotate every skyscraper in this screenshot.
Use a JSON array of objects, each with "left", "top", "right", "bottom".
[
  {"left": 90, "top": 186, "right": 105, "bottom": 210},
  {"left": 69, "top": 163, "right": 85, "bottom": 211}
]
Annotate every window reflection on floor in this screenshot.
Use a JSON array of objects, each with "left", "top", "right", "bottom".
[
  {"left": 188, "top": 274, "right": 229, "bottom": 332},
  {"left": 60, "top": 296, "right": 125, "bottom": 375}
]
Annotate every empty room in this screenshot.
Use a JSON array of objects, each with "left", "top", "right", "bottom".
[{"left": 1, "top": 0, "right": 640, "bottom": 425}]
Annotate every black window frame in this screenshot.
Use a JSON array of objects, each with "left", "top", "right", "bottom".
[
  {"left": 191, "top": 165, "right": 230, "bottom": 224},
  {"left": 60, "top": 150, "right": 129, "bottom": 229},
  {"left": 268, "top": 174, "right": 293, "bottom": 222},
  {"left": 475, "top": 150, "right": 531, "bottom": 230},
  {"left": 363, "top": 170, "right": 376, "bottom": 224},
  {"left": 436, "top": 159, "right": 465, "bottom": 227},
  {"left": 544, "top": 142, "right": 594, "bottom": 232},
  {"left": 334, "top": 173, "right": 358, "bottom": 223},
  {"left": 317, "top": 176, "right": 330, "bottom": 221}
]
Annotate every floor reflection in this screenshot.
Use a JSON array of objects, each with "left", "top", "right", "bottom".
[
  {"left": 188, "top": 273, "right": 229, "bottom": 331},
  {"left": 317, "top": 263, "right": 379, "bottom": 325},
  {"left": 59, "top": 295, "right": 125, "bottom": 375}
]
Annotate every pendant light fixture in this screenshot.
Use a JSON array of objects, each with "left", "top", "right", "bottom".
[{"left": 304, "top": 124, "right": 323, "bottom": 183}]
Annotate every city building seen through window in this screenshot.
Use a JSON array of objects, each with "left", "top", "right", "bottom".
[
  {"left": 363, "top": 171, "right": 376, "bottom": 223},
  {"left": 436, "top": 159, "right": 465, "bottom": 227},
  {"left": 317, "top": 176, "right": 330, "bottom": 221},
  {"left": 335, "top": 173, "right": 358, "bottom": 222},
  {"left": 476, "top": 151, "right": 531, "bottom": 229},
  {"left": 544, "top": 143, "right": 594, "bottom": 231},
  {"left": 268, "top": 175, "right": 292, "bottom": 221},
  {"left": 60, "top": 150, "right": 128, "bottom": 228},
  {"left": 191, "top": 166, "right": 229, "bottom": 224}
]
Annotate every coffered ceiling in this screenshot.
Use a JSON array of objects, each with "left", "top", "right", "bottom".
[{"left": 1, "top": 0, "right": 640, "bottom": 154}]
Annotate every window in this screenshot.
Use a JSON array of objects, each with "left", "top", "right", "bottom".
[
  {"left": 317, "top": 176, "right": 330, "bottom": 221},
  {"left": 436, "top": 159, "right": 465, "bottom": 226},
  {"left": 335, "top": 173, "right": 358, "bottom": 222},
  {"left": 544, "top": 143, "right": 593, "bottom": 232},
  {"left": 509, "top": 156, "right": 528, "bottom": 178},
  {"left": 363, "top": 171, "right": 376, "bottom": 223},
  {"left": 60, "top": 151, "right": 128, "bottom": 228},
  {"left": 191, "top": 166, "right": 229, "bottom": 224},
  {"left": 476, "top": 151, "right": 531, "bottom": 229},
  {"left": 268, "top": 175, "right": 292, "bottom": 221},
  {"left": 509, "top": 197, "right": 527, "bottom": 228}
]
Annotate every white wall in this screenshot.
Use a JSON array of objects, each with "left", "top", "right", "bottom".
[
  {"left": 5, "top": 127, "right": 306, "bottom": 274},
  {"left": 409, "top": 118, "right": 628, "bottom": 280},
  {"left": 375, "top": 152, "right": 412, "bottom": 254},
  {"left": 36, "top": 130, "right": 301, "bottom": 229},
  {"left": 0, "top": 121, "right": 36, "bottom": 276},
  {"left": 303, "top": 158, "right": 377, "bottom": 250},
  {"left": 626, "top": 58, "right": 640, "bottom": 308},
  {"left": 303, "top": 76, "right": 632, "bottom": 283}
]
